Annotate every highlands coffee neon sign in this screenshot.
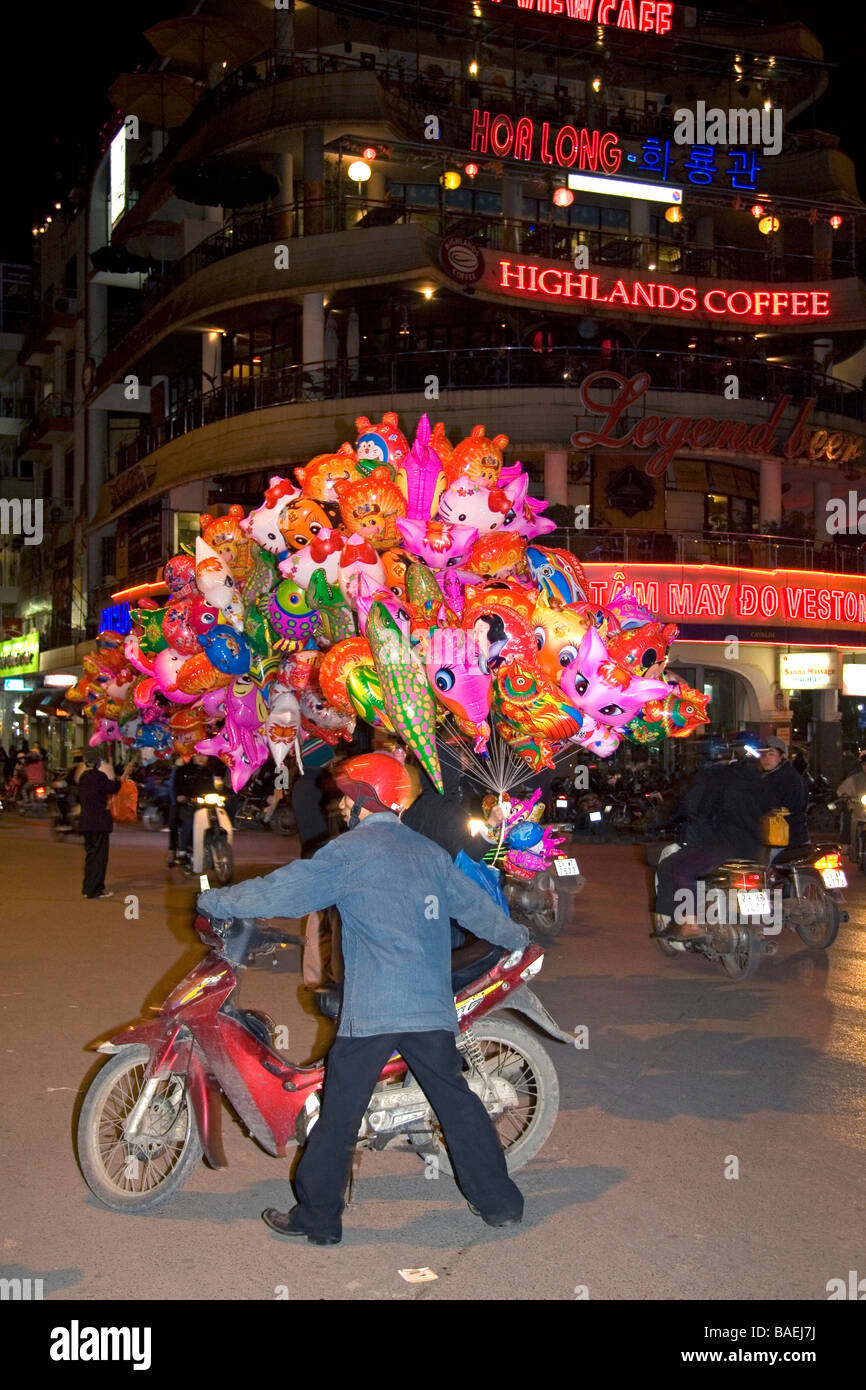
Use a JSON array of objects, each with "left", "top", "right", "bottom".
[
  {"left": 572, "top": 372, "right": 863, "bottom": 475},
  {"left": 498, "top": 260, "right": 830, "bottom": 321},
  {"left": 488, "top": 0, "right": 676, "bottom": 36},
  {"left": 472, "top": 110, "right": 622, "bottom": 173}
]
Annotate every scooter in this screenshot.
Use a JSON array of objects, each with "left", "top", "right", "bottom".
[
  {"left": 471, "top": 792, "right": 583, "bottom": 942},
  {"left": 650, "top": 846, "right": 778, "bottom": 981},
  {"left": 76, "top": 912, "right": 571, "bottom": 1212},
  {"left": 173, "top": 792, "right": 234, "bottom": 885}
]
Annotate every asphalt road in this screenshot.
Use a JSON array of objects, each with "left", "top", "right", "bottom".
[{"left": 1, "top": 814, "right": 864, "bottom": 1302}]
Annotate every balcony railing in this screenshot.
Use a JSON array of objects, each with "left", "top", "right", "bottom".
[
  {"left": 546, "top": 527, "right": 866, "bottom": 575},
  {"left": 32, "top": 394, "right": 73, "bottom": 431},
  {"left": 113, "top": 343, "right": 866, "bottom": 475},
  {"left": 0, "top": 396, "right": 35, "bottom": 419},
  {"left": 138, "top": 196, "right": 853, "bottom": 322}
]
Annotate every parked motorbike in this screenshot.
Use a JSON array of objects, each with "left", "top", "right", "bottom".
[
  {"left": 76, "top": 911, "right": 571, "bottom": 1212},
  {"left": 172, "top": 792, "right": 234, "bottom": 884},
  {"left": 232, "top": 782, "right": 295, "bottom": 836}
]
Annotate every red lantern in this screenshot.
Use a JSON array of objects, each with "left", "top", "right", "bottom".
[
  {"left": 464, "top": 162, "right": 479, "bottom": 178},
  {"left": 829, "top": 214, "right": 843, "bottom": 230},
  {"left": 553, "top": 187, "right": 574, "bottom": 208},
  {"left": 362, "top": 147, "right": 377, "bottom": 161}
]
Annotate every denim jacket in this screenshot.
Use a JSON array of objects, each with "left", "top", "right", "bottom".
[{"left": 197, "top": 813, "right": 528, "bottom": 1037}]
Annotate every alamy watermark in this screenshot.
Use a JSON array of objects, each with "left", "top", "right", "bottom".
[
  {"left": 0, "top": 497, "right": 42, "bottom": 546},
  {"left": 673, "top": 883, "right": 782, "bottom": 932},
  {"left": 673, "top": 102, "right": 782, "bottom": 157}
]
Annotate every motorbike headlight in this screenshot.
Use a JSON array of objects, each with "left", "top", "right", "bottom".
[
  {"left": 202, "top": 793, "right": 224, "bottom": 805},
  {"left": 468, "top": 818, "right": 485, "bottom": 837}
]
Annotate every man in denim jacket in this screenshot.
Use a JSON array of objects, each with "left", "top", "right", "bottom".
[{"left": 198, "top": 751, "right": 528, "bottom": 1245}]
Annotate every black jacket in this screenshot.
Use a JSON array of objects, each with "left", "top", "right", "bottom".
[
  {"left": 77, "top": 769, "right": 120, "bottom": 833},
  {"left": 679, "top": 759, "right": 771, "bottom": 861},
  {"left": 763, "top": 761, "right": 808, "bottom": 847}
]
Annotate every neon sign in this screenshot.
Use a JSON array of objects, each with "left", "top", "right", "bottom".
[
  {"left": 99, "top": 601, "right": 132, "bottom": 635},
  {"left": 498, "top": 260, "right": 830, "bottom": 322},
  {"left": 581, "top": 565, "right": 866, "bottom": 646},
  {"left": 572, "top": 372, "right": 862, "bottom": 475},
  {"left": 488, "top": 0, "right": 676, "bottom": 36},
  {"left": 471, "top": 109, "right": 622, "bottom": 173}
]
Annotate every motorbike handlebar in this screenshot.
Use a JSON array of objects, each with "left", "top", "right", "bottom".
[{"left": 195, "top": 913, "right": 304, "bottom": 963}]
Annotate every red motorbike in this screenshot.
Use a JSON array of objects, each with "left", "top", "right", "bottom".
[{"left": 77, "top": 913, "right": 571, "bottom": 1212}]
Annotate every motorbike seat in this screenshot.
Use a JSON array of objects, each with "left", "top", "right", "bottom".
[{"left": 312, "top": 940, "right": 507, "bottom": 1021}]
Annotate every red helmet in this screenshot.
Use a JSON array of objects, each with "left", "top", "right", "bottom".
[{"left": 334, "top": 752, "right": 414, "bottom": 815}]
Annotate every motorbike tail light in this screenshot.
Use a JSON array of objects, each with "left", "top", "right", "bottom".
[
  {"left": 734, "top": 871, "right": 764, "bottom": 889},
  {"left": 814, "top": 852, "right": 842, "bottom": 872},
  {"left": 34, "top": 786, "right": 46, "bottom": 799}
]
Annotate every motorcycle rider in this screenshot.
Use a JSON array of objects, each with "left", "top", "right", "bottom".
[
  {"left": 197, "top": 750, "right": 529, "bottom": 1246},
  {"left": 836, "top": 750, "right": 866, "bottom": 862},
  {"left": 655, "top": 743, "right": 769, "bottom": 938},
  {"left": 756, "top": 736, "right": 808, "bottom": 855},
  {"left": 173, "top": 753, "right": 225, "bottom": 864}
]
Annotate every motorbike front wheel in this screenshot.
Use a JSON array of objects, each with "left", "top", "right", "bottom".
[
  {"left": 205, "top": 831, "right": 233, "bottom": 885},
  {"left": 410, "top": 1016, "right": 559, "bottom": 1176},
  {"left": 77, "top": 1045, "right": 202, "bottom": 1212},
  {"left": 790, "top": 873, "right": 840, "bottom": 950},
  {"left": 719, "top": 926, "right": 761, "bottom": 981}
]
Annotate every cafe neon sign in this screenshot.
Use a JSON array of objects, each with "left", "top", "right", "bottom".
[
  {"left": 487, "top": 0, "right": 676, "bottom": 36},
  {"left": 498, "top": 260, "right": 831, "bottom": 321}
]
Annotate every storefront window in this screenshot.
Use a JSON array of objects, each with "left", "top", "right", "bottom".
[{"left": 174, "top": 511, "right": 201, "bottom": 557}]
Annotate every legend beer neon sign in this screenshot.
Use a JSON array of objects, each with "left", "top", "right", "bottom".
[{"left": 488, "top": 0, "right": 676, "bottom": 36}]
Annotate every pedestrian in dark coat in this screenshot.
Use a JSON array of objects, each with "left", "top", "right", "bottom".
[{"left": 78, "top": 753, "right": 123, "bottom": 899}]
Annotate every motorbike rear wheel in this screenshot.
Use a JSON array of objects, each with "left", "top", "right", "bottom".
[
  {"left": 206, "top": 831, "right": 233, "bottom": 886},
  {"left": 77, "top": 1045, "right": 202, "bottom": 1212},
  {"left": 408, "top": 1016, "right": 559, "bottom": 1176},
  {"left": 269, "top": 804, "right": 295, "bottom": 836},
  {"left": 719, "top": 926, "right": 761, "bottom": 981},
  {"left": 790, "top": 874, "right": 840, "bottom": 950},
  {"left": 652, "top": 913, "right": 683, "bottom": 958},
  {"left": 141, "top": 805, "right": 163, "bottom": 833}
]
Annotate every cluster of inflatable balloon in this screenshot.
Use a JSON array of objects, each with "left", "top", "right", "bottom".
[{"left": 69, "top": 411, "right": 710, "bottom": 792}]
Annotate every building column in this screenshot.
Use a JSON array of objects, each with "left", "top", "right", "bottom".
[
  {"left": 303, "top": 127, "right": 324, "bottom": 237},
  {"left": 760, "top": 457, "right": 782, "bottom": 529},
  {"left": 544, "top": 449, "right": 568, "bottom": 507},
  {"left": 202, "top": 330, "right": 221, "bottom": 396},
  {"left": 812, "top": 686, "right": 843, "bottom": 784},
  {"left": 502, "top": 175, "right": 523, "bottom": 253},
  {"left": 303, "top": 292, "right": 325, "bottom": 385},
  {"left": 275, "top": 152, "right": 294, "bottom": 239},
  {"left": 629, "top": 199, "right": 650, "bottom": 268},
  {"left": 813, "top": 219, "right": 832, "bottom": 280},
  {"left": 274, "top": 4, "right": 294, "bottom": 53}
]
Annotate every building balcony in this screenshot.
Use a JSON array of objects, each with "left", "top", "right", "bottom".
[
  {"left": 114, "top": 348, "right": 866, "bottom": 480},
  {"left": 545, "top": 526, "right": 866, "bottom": 576},
  {"left": 23, "top": 394, "right": 74, "bottom": 448}
]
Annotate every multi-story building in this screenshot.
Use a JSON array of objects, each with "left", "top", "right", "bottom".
[{"left": 8, "top": 0, "right": 866, "bottom": 775}]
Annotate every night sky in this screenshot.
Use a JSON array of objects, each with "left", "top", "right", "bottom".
[{"left": 0, "top": 1, "right": 861, "bottom": 263}]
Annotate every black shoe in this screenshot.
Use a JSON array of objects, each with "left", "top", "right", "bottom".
[
  {"left": 468, "top": 1204, "right": 523, "bottom": 1228},
  {"left": 261, "top": 1207, "right": 341, "bottom": 1245}
]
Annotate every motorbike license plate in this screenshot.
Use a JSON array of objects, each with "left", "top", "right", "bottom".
[
  {"left": 556, "top": 799, "right": 569, "bottom": 810},
  {"left": 555, "top": 857, "right": 580, "bottom": 877},
  {"left": 821, "top": 869, "right": 847, "bottom": 888},
  {"left": 588, "top": 811, "right": 602, "bottom": 822},
  {"left": 737, "top": 890, "right": 772, "bottom": 917}
]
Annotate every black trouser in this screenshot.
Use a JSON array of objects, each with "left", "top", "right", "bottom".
[
  {"left": 292, "top": 1030, "right": 524, "bottom": 1239},
  {"left": 82, "top": 832, "right": 110, "bottom": 897},
  {"left": 655, "top": 846, "right": 735, "bottom": 919},
  {"left": 177, "top": 806, "right": 194, "bottom": 853}
]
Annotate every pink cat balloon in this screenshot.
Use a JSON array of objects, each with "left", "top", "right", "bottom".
[
  {"left": 560, "top": 626, "right": 669, "bottom": 730},
  {"left": 423, "top": 627, "right": 492, "bottom": 753},
  {"left": 499, "top": 463, "right": 557, "bottom": 540},
  {"left": 195, "top": 537, "right": 244, "bottom": 633},
  {"left": 438, "top": 472, "right": 528, "bottom": 537},
  {"left": 395, "top": 518, "right": 479, "bottom": 571}
]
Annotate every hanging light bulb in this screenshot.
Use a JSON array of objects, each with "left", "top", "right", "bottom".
[
  {"left": 751, "top": 203, "right": 764, "bottom": 218},
  {"left": 758, "top": 214, "right": 780, "bottom": 235},
  {"left": 441, "top": 170, "right": 462, "bottom": 190},
  {"left": 553, "top": 186, "right": 574, "bottom": 207},
  {"left": 469, "top": 60, "right": 478, "bottom": 76},
  {"left": 592, "top": 76, "right": 602, "bottom": 92},
  {"left": 763, "top": 98, "right": 772, "bottom": 112},
  {"left": 664, "top": 205, "right": 683, "bottom": 223},
  {"left": 464, "top": 163, "right": 479, "bottom": 178},
  {"left": 347, "top": 160, "right": 372, "bottom": 182},
  {"left": 829, "top": 214, "right": 843, "bottom": 229}
]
